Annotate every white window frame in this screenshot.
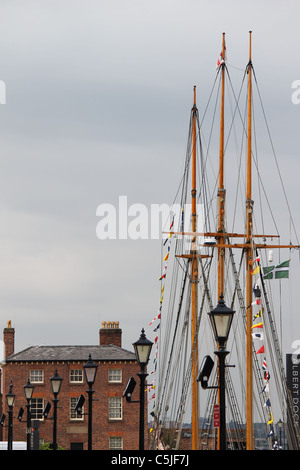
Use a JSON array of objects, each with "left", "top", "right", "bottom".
[
  {"left": 30, "top": 370, "right": 44, "bottom": 384},
  {"left": 70, "top": 397, "right": 84, "bottom": 421},
  {"left": 109, "top": 397, "right": 122, "bottom": 420},
  {"left": 31, "top": 397, "right": 44, "bottom": 420},
  {"left": 108, "top": 369, "right": 122, "bottom": 383},
  {"left": 69, "top": 369, "right": 84, "bottom": 383},
  {"left": 109, "top": 436, "right": 123, "bottom": 450}
]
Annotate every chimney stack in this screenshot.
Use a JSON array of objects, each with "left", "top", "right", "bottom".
[
  {"left": 3, "top": 320, "right": 15, "bottom": 359},
  {"left": 100, "top": 321, "right": 122, "bottom": 348}
]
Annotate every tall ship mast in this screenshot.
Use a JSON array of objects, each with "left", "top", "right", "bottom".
[{"left": 149, "top": 32, "right": 300, "bottom": 450}]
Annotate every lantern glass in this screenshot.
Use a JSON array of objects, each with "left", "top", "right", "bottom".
[
  {"left": 133, "top": 329, "right": 153, "bottom": 367},
  {"left": 208, "top": 294, "right": 235, "bottom": 345},
  {"left": 50, "top": 370, "right": 63, "bottom": 395},
  {"left": 83, "top": 354, "right": 98, "bottom": 386},
  {"left": 6, "top": 383, "right": 15, "bottom": 408},
  {"left": 24, "top": 379, "right": 34, "bottom": 401}
]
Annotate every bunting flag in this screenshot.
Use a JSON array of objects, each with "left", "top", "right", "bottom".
[
  {"left": 179, "top": 208, "right": 184, "bottom": 231},
  {"left": 149, "top": 312, "right": 161, "bottom": 325},
  {"left": 216, "top": 50, "right": 225, "bottom": 69},
  {"left": 264, "top": 371, "right": 270, "bottom": 381},
  {"left": 148, "top": 215, "right": 175, "bottom": 420},
  {"left": 253, "top": 309, "right": 263, "bottom": 321},
  {"left": 256, "top": 345, "right": 265, "bottom": 354},
  {"left": 250, "top": 258, "right": 269, "bottom": 393},
  {"left": 251, "top": 266, "right": 259, "bottom": 275},
  {"left": 263, "top": 260, "right": 290, "bottom": 279},
  {"left": 267, "top": 413, "right": 273, "bottom": 426},
  {"left": 163, "top": 218, "right": 174, "bottom": 245},
  {"left": 261, "top": 382, "right": 269, "bottom": 394},
  {"left": 163, "top": 233, "right": 172, "bottom": 245},
  {"left": 252, "top": 332, "right": 264, "bottom": 340},
  {"left": 264, "top": 398, "right": 271, "bottom": 408}
]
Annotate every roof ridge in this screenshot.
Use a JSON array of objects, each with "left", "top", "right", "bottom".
[{"left": 4, "top": 343, "right": 136, "bottom": 362}]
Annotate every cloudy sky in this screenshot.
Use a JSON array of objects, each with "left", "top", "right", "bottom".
[{"left": 0, "top": 0, "right": 299, "bottom": 356}]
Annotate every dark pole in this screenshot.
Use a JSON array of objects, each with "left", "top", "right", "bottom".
[
  {"left": 208, "top": 294, "right": 235, "bottom": 451},
  {"left": 52, "top": 393, "right": 58, "bottom": 451},
  {"left": 87, "top": 384, "right": 94, "bottom": 450},
  {"left": 83, "top": 354, "right": 98, "bottom": 451},
  {"left": 7, "top": 405, "right": 13, "bottom": 451},
  {"left": 50, "top": 370, "right": 63, "bottom": 451},
  {"left": 26, "top": 399, "right": 31, "bottom": 450},
  {"left": 138, "top": 365, "right": 148, "bottom": 451},
  {"left": 215, "top": 345, "right": 229, "bottom": 451},
  {"left": 24, "top": 379, "right": 34, "bottom": 451},
  {"left": 6, "top": 382, "right": 15, "bottom": 451},
  {"left": 133, "top": 328, "right": 153, "bottom": 451}
]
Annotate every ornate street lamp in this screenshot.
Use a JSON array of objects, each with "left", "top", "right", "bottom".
[
  {"left": 50, "top": 370, "right": 63, "bottom": 451},
  {"left": 133, "top": 329, "right": 153, "bottom": 450},
  {"left": 83, "top": 354, "right": 98, "bottom": 450},
  {"left": 208, "top": 293, "right": 235, "bottom": 348},
  {"left": 208, "top": 294, "right": 235, "bottom": 450},
  {"left": 23, "top": 379, "right": 35, "bottom": 451},
  {"left": 83, "top": 354, "right": 98, "bottom": 387},
  {"left": 277, "top": 418, "right": 283, "bottom": 449},
  {"left": 6, "top": 382, "right": 15, "bottom": 451}
]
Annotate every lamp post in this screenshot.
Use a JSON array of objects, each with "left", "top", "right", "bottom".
[
  {"left": 6, "top": 381, "right": 15, "bottom": 451},
  {"left": 50, "top": 370, "right": 63, "bottom": 451},
  {"left": 83, "top": 354, "right": 98, "bottom": 450},
  {"left": 208, "top": 293, "right": 235, "bottom": 451},
  {"left": 277, "top": 418, "right": 283, "bottom": 449},
  {"left": 23, "top": 378, "right": 35, "bottom": 451},
  {"left": 133, "top": 328, "right": 153, "bottom": 451}
]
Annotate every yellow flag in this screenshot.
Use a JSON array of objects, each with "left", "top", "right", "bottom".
[
  {"left": 267, "top": 413, "right": 273, "bottom": 425},
  {"left": 251, "top": 266, "right": 259, "bottom": 275}
]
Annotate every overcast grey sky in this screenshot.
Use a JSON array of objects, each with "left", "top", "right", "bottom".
[{"left": 0, "top": 0, "right": 299, "bottom": 356}]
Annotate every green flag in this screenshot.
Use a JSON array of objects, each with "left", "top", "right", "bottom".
[{"left": 263, "top": 260, "right": 290, "bottom": 279}]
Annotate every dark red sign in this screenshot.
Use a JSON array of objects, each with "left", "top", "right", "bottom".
[{"left": 213, "top": 404, "right": 220, "bottom": 427}]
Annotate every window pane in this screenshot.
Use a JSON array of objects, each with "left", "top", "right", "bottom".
[
  {"left": 70, "top": 369, "right": 83, "bottom": 383},
  {"left": 109, "top": 437, "right": 123, "bottom": 450},
  {"left": 109, "top": 397, "right": 122, "bottom": 420},
  {"left": 31, "top": 398, "right": 44, "bottom": 420},
  {"left": 70, "top": 397, "right": 83, "bottom": 420},
  {"left": 30, "top": 370, "right": 43, "bottom": 383},
  {"left": 109, "top": 369, "right": 122, "bottom": 382}
]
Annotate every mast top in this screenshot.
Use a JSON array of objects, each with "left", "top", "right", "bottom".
[{"left": 249, "top": 31, "right": 252, "bottom": 62}]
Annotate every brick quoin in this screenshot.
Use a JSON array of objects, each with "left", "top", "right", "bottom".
[{"left": 0, "top": 320, "right": 149, "bottom": 450}]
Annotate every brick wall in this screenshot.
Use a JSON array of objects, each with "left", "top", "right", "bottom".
[
  {"left": 100, "top": 321, "right": 122, "bottom": 347},
  {"left": 0, "top": 322, "right": 149, "bottom": 450}
]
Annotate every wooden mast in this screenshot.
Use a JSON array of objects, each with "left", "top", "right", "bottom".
[
  {"left": 164, "top": 31, "right": 300, "bottom": 451},
  {"left": 246, "top": 30, "right": 254, "bottom": 450},
  {"left": 191, "top": 85, "right": 199, "bottom": 450},
  {"left": 218, "top": 32, "right": 226, "bottom": 298},
  {"left": 216, "top": 32, "right": 226, "bottom": 451}
]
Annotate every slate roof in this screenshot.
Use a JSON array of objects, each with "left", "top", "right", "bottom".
[{"left": 5, "top": 344, "right": 137, "bottom": 362}]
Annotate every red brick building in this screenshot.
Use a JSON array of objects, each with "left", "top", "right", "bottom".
[{"left": 0, "top": 320, "right": 146, "bottom": 450}]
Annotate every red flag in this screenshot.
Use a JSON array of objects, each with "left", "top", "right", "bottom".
[
  {"left": 216, "top": 52, "right": 223, "bottom": 69},
  {"left": 256, "top": 345, "right": 265, "bottom": 354}
]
